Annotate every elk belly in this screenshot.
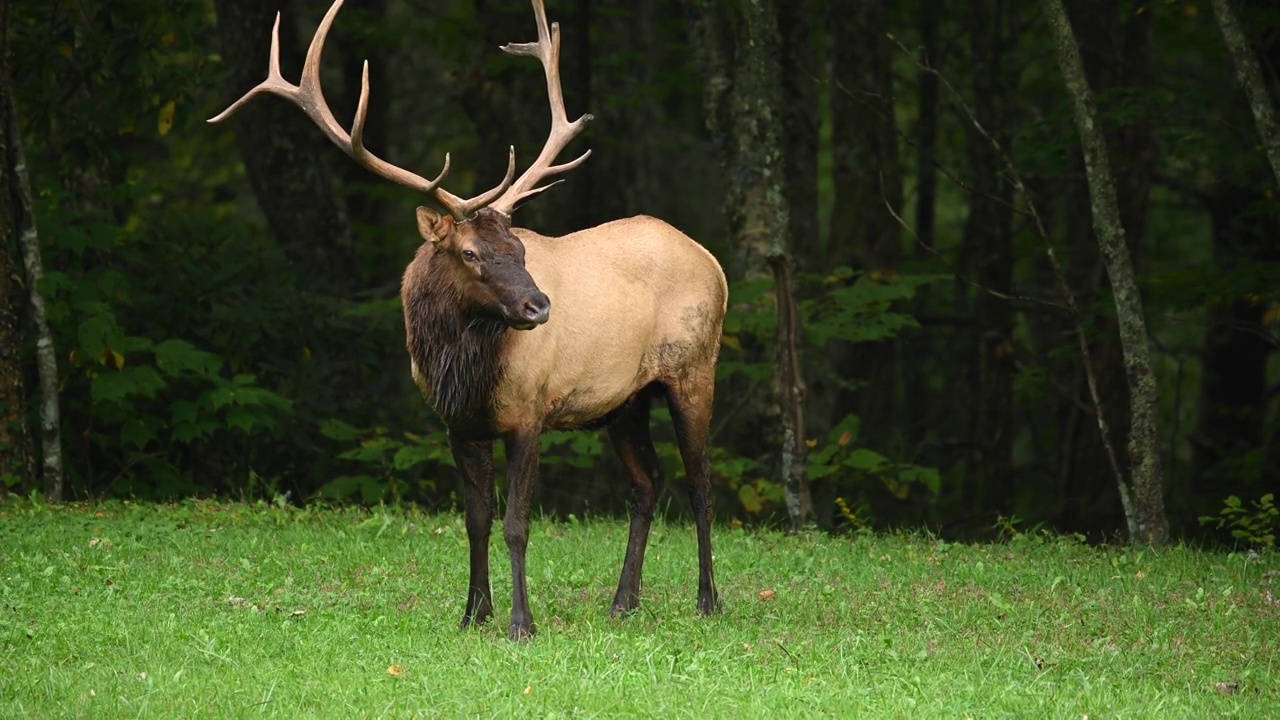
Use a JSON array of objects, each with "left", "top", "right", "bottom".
[{"left": 495, "top": 330, "right": 651, "bottom": 432}]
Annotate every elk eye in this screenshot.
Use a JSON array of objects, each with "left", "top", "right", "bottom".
[{"left": 461, "top": 250, "right": 477, "bottom": 262}]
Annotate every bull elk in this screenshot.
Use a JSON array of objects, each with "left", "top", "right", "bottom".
[{"left": 210, "top": 0, "right": 727, "bottom": 639}]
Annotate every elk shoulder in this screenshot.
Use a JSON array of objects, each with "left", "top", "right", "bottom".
[{"left": 496, "top": 215, "right": 728, "bottom": 433}]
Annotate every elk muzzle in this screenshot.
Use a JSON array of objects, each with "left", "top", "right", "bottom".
[
  {"left": 515, "top": 292, "right": 551, "bottom": 328},
  {"left": 501, "top": 287, "right": 551, "bottom": 330}
]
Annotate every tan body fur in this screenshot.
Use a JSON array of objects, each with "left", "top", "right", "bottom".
[
  {"left": 400, "top": 208, "right": 728, "bottom": 636},
  {"left": 495, "top": 216, "right": 727, "bottom": 432}
]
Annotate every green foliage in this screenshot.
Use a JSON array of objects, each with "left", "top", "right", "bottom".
[
  {"left": 316, "top": 420, "right": 449, "bottom": 504},
  {"left": 540, "top": 431, "right": 608, "bottom": 469},
  {"left": 10, "top": 0, "right": 424, "bottom": 501},
  {"left": 715, "top": 269, "right": 946, "bottom": 521},
  {"left": 718, "top": 269, "right": 948, "bottom": 385},
  {"left": 802, "top": 268, "right": 949, "bottom": 347},
  {"left": 1199, "top": 494, "right": 1278, "bottom": 548},
  {"left": 810, "top": 413, "right": 941, "bottom": 504}
]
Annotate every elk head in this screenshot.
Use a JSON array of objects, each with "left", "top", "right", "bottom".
[{"left": 415, "top": 206, "right": 549, "bottom": 330}]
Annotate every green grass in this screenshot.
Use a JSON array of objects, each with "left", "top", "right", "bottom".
[{"left": 1, "top": 500, "right": 1276, "bottom": 718}]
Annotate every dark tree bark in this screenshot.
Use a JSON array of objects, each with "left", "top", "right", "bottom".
[
  {"left": 0, "top": 19, "right": 31, "bottom": 493},
  {"left": 213, "top": 0, "right": 357, "bottom": 294},
  {"left": 684, "top": 0, "right": 783, "bottom": 281},
  {"left": 914, "top": 9, "right": 941, "bottom": 259},
  {"left": 684, "top": 0, "right": 812, "bottom": 527},
  {"left": 1044, "top": 0, "right": 1168, "bottom": 545},
  {"left": 962, "top": 0, "right": 1017, "bottom": 517},
  {"left": 827, "top": 0, "right": 903, "bottom": 451},
  {"left": 778, "top": 0, "right": 819, "bottom": 269},
  {"left": 1212, "top": 0, "right": 1280, "bottom": 186},
  {"left": 8, "top": 96, "right": 61, "bottom": 500},
  {"left": 776, "top": 0, "right": 820, "bottom": 526},
  {"left": 1056, "top": 0, "right": 1157, "bottom": 535}
]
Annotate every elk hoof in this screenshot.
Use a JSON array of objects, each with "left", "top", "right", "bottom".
[
  {"left": 609, "top": 590, "right": 640, "bottom": 618},
  {"left": 460, "top": 605, "right": 493, "bottom": 630},
  {"left": 609, "top": 602, "right": 638, "bottom": 619},
  {"left": 507, "top": 620, "right": 537, "bottom": 641},
  {"left": 697, "top": 593, "right": 721, "bottom": 616}
]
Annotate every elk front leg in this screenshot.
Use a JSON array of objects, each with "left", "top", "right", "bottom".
[
  {"left": 503, "top": 428, "right": 542, "bottom": 640},
  {"left": 451, "top": 434, "right": 495, "bottom": 629},
  {"left": 607, "top": 391, "right": 663, "bottom": 616}
]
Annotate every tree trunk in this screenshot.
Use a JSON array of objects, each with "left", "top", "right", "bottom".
[
  {"left": 914, "top": 9, "right": 941, "bottom": 259},
  {"left": 778, "top": 0, "right": 819, "bottom": 271},
  {"left": 0, "top": 26, "right": 32, "bottom": 494},
  {"left": 1184, "top": 2, "right": 1280, "bottom": 527},
  {"left": 770, "top": 252, "right": 813, "bottom": 530},
  {"left": 683, "top": 0, "right": 812, "bottom": 526},
  {"left": 213, "top": 0, "right": 357, "bottom": 294},
  {"left": 827, "top": 0, "right": 903, "bottom": 452},
  {"left": 1211, "top": 0, "right": 1280, "bottom": 187},
  {"left": 8, "top": 97, "right": 62, "bottom": 500},
  {"left": 962, "top": 0, "right": 1017, "bottom": 518},
  {"left": 1056, "top": 0, "right": 1157, "bottom": 537},
  {"left": 1043, "top": 0, "right": 1168, "bottom": 545}
]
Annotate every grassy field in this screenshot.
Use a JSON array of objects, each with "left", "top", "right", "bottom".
[{"left": 1, "top": 499, "right": 1276, "bottom": 718}]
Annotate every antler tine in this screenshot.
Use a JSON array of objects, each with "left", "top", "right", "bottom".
[
  {"left": 208, "top": 0, "right": 450, "bottom": 196},
  {"left": 434, "top": 147, "right": 518, "bottom": 221},
  {"left": 488, "top": 0, "right": 594, "bottom": 217},
  {"left": 207, "top": 12, "right": 291, "bottom": 124}
]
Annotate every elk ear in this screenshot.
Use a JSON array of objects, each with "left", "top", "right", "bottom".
[{"left": 416, "top": 206, "right": 454, "bottom": 245}]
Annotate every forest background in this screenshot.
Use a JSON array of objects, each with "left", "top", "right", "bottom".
[{"left": 2, "top": 0, "right": 1279, "bottom": 546}]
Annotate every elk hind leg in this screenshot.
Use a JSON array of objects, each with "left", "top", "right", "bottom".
[
  {"left": 606, "top": 387, "right": 664, "bottom": 617},
  {"left": 663, "top": 371, "right": 720, "bottom": 616}
]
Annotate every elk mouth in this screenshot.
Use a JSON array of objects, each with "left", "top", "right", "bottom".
[{"left": 504, "top": 291, "right": 551, "bottom": 331}]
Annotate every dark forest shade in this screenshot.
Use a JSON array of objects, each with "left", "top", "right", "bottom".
[{"left": 2, "top": 0, "right": 1279, "bottom": 545}]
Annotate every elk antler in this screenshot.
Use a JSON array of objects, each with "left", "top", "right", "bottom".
[
  {"left": 487, "top": 0, "right": 595, "bottom": 217},
  {"left": 208, "top": 0, "right": 516, "bottom": 221}
]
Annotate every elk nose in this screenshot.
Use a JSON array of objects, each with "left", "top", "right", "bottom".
[{"left": 519, "top": 292, "right": 550, "bottom": 325}]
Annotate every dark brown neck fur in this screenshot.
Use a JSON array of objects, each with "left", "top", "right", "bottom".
[{"left": 403, "top": 247, "right": 506, "bottom": 433}]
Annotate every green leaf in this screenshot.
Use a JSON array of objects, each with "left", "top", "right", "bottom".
[
  {"left": 91, "top": 366, "right": 166, "bottom": 403},
  {"left": 121, "top": 417, "right": 158, "bottom": 450},
  {"left": 226, "top": 406, "right": 274, "bottom": 433},
  {"left": 571, "top": 433, "right": 604, "bottom": 457},
  {"left": 338, "top": 438, "right": 395, "bottom": 463},
  {"left": 898, "top": 465, "right": 942, "bottom": 494},
  {"left": 318, "top": 475, "right": 370, "bottom": 500},
  {"left": 171, "top": 400, "right": 217, "bottom": 443},
  {"left": 393, "top": 444, "right": 436, "bottom": 470},
  {"left": 153, "top": 339, "right": 221, "bottom": 377},
  {"left": 320, "top": 419, "right": 364, "bottom": 442},
  {"left": 828, "top": 414, "right": 862, "bottom": 444},
  {"left": 847, "top": 448, "right": 889, "bottom": 472},
  {"left": 77, "top": 315, "right": 120, "bottom": 357}
]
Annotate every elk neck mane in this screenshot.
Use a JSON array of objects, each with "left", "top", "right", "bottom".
[{"left": 403, "top": 245, "right": 507, "bottom": 431}]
